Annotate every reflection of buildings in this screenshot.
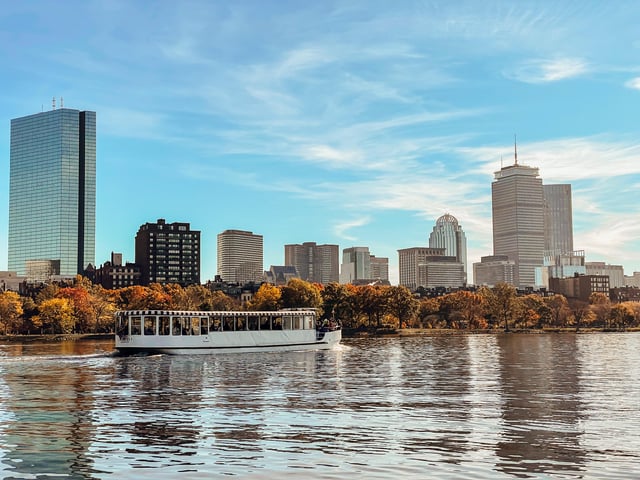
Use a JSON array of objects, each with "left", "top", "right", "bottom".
[{"left": 495, "top": 335, "right": 585, "bottom": 476}]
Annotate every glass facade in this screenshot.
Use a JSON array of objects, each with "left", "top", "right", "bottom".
[{"left": 8, "top": 108, "right": 96, "bottom": 276}]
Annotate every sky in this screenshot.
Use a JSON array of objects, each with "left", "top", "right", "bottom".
[{"left": 1, "top": 1, "right": 639, "bottom": 285}]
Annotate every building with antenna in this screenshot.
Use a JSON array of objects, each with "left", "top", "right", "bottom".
[
  {"left": 490, "top": 140, "right": 544, "bottom": 288},
  {"left": 8, "top": 102, "right": 96, "bottom": 279}
]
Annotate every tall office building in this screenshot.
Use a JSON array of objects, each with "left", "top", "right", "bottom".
[
  {"left": 370, "top": 255, "right": 389, "bottom": 281},
  {"left": 284, "top": 242, "right": 339, "bottom": 284},
  {"left": 8, "top": 106, "right": 96, "bottom": 277},
  {"left": 339, "top": 247, "right": 371, "bottom": 284},
  {"left": 543, "top": 184, "right": 573, "bottom": 256},
  {"left": 135, "top": 219, "right": 200, "bottom": 286},
  {"left": 492, "top": 160, "right": 544, "bottom": 288},
  {"left": 428, "top": 213, "right": 468, "bottom": 283},
  {"left": 398, "top": 247, "right": 464, "bottom": 290},
  {"left": 217, "top": 230, "right": 264, "bottom": 284}
]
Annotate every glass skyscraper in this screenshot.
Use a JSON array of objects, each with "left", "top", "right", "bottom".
[
  {"left": 428, "top": 213, "right": 468, "bottom": 283},
  {"left": 8, "top": 108, "right": 96, "bottom": 277}
]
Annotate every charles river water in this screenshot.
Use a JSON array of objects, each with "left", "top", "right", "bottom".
[{"left": 1, "top": 333, "right": 639, "bottom": 479}]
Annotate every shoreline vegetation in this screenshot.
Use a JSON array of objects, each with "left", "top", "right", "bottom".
[{"left": 1, "top": 327, "right": 639, "bottom": 345}]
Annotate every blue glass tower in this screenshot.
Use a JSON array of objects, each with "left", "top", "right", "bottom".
[{"left": 8, "top": 107, "right": 96, "bottom": 276}]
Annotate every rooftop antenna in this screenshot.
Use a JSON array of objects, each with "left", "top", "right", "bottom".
[
  {"left": 514, "top": 134, "right": 518, "bottom": 165},
  {"left": 60, "top": 96, "right": 64, "bottom": 108},
  {"left": 500, "top": 155, "right": 503, "bottom": 169},
  {"left": 52, "top": 96, "right": 56, "bottom": 110}
]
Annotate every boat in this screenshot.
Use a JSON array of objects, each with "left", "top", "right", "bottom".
[{"left": 114, "top": 308, "right": 341, "bottom": 355}]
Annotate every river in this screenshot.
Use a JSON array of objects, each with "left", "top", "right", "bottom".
[{"left": 0, "top": 333, "right": 639, "bottom": 479}]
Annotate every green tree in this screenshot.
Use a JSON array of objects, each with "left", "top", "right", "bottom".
[
  {"left": 247, "top": 283, "right": 282, "bottom": 311},
  {"left": 280, "top": 279, "right": 322, "bottom": 309}
]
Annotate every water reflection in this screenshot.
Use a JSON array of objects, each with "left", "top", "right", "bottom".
[{"left": 495, "top": 334, "right": 586, "bottom": 477}]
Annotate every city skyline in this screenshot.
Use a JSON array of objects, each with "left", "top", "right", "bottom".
[{"left": 1, "top": 2, "right": 640, "bottom": 285}]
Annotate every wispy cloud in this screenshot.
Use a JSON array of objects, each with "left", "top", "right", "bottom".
[
  {"left": 334, "top": 217, "right": 371, "bottom": 242},
  {"left": 504, "top": 57, "right": 589, "bottom": 83},
  {"left": 625, "top": 77, "right": 640, "bottom": 90}
]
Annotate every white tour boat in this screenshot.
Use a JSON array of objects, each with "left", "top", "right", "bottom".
[{"left": 114, "top": 308, "right": 341, "bottom": 355}]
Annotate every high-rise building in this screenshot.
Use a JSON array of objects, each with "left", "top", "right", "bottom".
[
  {"left": 217, "top": 230, "right": 264, "bottom": 284},
  {"left": 135, "top": 219, "right": 200, "bottom": 286},
  {"left": 284, "top": 242, "right": 339, "bottom": 284},
  {"left": 585, "top": 261, "right": 624, "bottom": 288},
  {"left": 428, "top": 213, "right": 468, "bottom": 283},
  {"left": 8, "top": 106, "right": 96, "bottom": 277},
  {"left": 339, "top": 247, "right": 371, "bottom": 284},
  {"left": 473, "top": 255, "right": 516, "bottom": 287},
  {"left": 543, "top": 184, "right": 573, "bottom": 256},
  {"left": 492, "top": 160, "right": 544, "bottom": 288},
  {"left": 398, "top": 247, "right": 464, "bottom": 290},
  {"left": 370, "top": 255, "right": 389, "bottom": 281}
]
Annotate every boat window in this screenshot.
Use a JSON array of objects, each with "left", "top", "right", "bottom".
[
  {"left": 283, "top": 315, "right": 293, "bottom": 330},
  {"left": 191, "top": 317, "right": 200, "bottom": 336},
  {"left": 248, "top": 316, "right": 259, "bottom": 331},
  {"left": 210, "top": 316, "right": 222, "bottom": 332},
  {"left": 260, "top": 316, "right": 271, "bottom": 330},
  {"left": 200, "top": 317, "right": 208, "bottom": 335},
  {"left": 116, "top": 314, "right": 128, "bottom": 338},
  {"left": 273, "top": 316, "right": 283, "bottom": 330},
  {"left": 293, "top": 315, "right": 301, "bottom": 330},
  {"left": 304, "top": 315, "right": 314, "bottom": 329},
  {"left": 181, "top": 317, "right": 191, "bottom": 335},
  {"left": 236, "top": 316, "right": 245, "bottom": 331},
  {"left": 159, "top": 316, "right": 170, "bottom": 335},
  {"left": 172, "top": 317, "right": 181, "bottom": 335},
  {"left": 223, "top": 316, "right": 235, "bottom": 331},
  {"left": 144, "top": 316, "right": 156, "bottom": 335},
  {"left": 131, "top": 316, "right": 142, "bottom": 335}
]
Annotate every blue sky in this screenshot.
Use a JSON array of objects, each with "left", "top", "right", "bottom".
[{"left": 1, "top": 1, "right": 640, "bottom": 284}]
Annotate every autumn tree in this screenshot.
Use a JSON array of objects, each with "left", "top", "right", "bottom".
[
  {"left": 355, "top": 285, "right": 388, "bottom": 328},
  {"left": 610, "top": 303, "right": 634, "bottom": 330},
  {"left": 385, "top": 286, "right": 419, "bottom": 328},
  {"left": 280, "top": 279, "right": 322, "bottom": 309},
  {"left": 247, "top": 283, "right": 282, "bottom": 311},
  {"left": 0, "top": 291, "right": 24, "bottom": 334},
  {"left": 446, "top": 290, "right": 487, "bottom": 329},
  {"left": 35, "top": 298, "right": 75, "bottom": 334},
  {"left": 417, "top": 297, "right": 441, "bottom": 328},
  {"left": 589, "top": 292, "right": 611, "bottom": 328},
  {"left": 207, "top": 290, "right": 240, "bottom": 311},
  {"left": 58, "top": 285, "right": 95, "bottom": 333},
  {"left": 482, "top": 283, "right": 518, "bottom": 331},
  {"left": 545, "top": 294, "right": 570, "bottom": 328}
]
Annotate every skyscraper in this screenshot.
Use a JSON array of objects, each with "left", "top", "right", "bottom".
[
  {"left": 217, "top": 230, "right": 264, "bottom": 283},
  {"left": 339, "top": 247, "right": 371, "bottom": 284},
  {"left": 428, "top": 213, "right": 468, "bottom": 283},
  {"left": 284, "top": 242, "right": 339, "bottom": 284},
  {"left": 8, "top": 106, "right": 96, "bottom": 277},
  {"left": 492, "top": 160, "right": 544, "bottom": 288},
  {"left": 543, "top": 184, "right": 573, "bottom": 256},
  {"left": 135, "top": 219, "right": 200, "bottom": 286}
]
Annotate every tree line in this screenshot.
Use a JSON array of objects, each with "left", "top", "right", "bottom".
[{"left": 0, "top": 277, "right": 638, "bottom": 335}]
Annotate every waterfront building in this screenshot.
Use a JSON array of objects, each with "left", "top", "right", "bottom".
[
  {"left": 398, "top": 247, "right": 464, "bottom": 291},
  {"left": 217, "top": 229, "right": 264, "bottom": 284},
  {"left": 135, "top": 219, "right": 200, "bottom": 286},
  {"left": 543, "top": 184, "right": 574, "bottom": 256},
  {"left": 95, "top": 252, "right": 142, "bottom": 289},
  {"left": 284, "top": 242, "right": 339, "bottom": 284},
  {"left": 8, "top": 105, "right": 96, "bottom": 276},
  {"left": 585, "top": 261, "right": 624, "bottom": 288},
  {"left": 473, "top": 255, "right": 516, "bottom": 287},
  {"left": 370, "top": 255, "right": 390, "bottom": 281},
  {"left": 492, "top": 158, "right": 544, "bottom": 288},
  {"left": 428, "top": 213, "right": 468, "bottom": 283},
  {"left": 340, "top": 247, "right": 372, "bottom": 284},
  {"left": 549, "top": 274, "right": 610, "bottom": 302}
]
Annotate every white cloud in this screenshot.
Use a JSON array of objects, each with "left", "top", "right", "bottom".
[
  {"left": 504, "top": 57, "right": 589, "bottom": 83},
  {"left": 625, "top": 77, "right": 640, "bottom": 90},
  {"left": 334, "top": 217, "right": 371, "bottom": 241}
]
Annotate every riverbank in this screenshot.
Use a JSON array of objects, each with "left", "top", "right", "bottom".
[{"left": 0, "top": 333, "right": 113, "bottom": 344}]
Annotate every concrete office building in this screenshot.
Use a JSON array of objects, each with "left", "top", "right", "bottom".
[
  {"left": 135, "top": 219, "right": 200, "bottom": 286},
  {"left": 492, "top": 159, "right": 544, "bottom": 288},
  {"left": 398, "top": 247, "right": 464, "bottom": 291},
  {"left": 370, "top": 255, "right": 389, "bottom": 281},
  {"left": 543, "top": 184, "right": 574, "bottom": 256},
  {"left": 473, "top": 255, "right": 516, "bottom": 287},
  {"left": 8, "top": 104, "right": 96, "bottom": 276},
  {"left": 429, "top": 213, "right": 468, "bottom": 283},
  {"left": 585, "top": 262, "right": 624, "bottom": 288},
  {"left": 217, "top": 230, "right": 264, "bottom": 284},
  {"left": 284, "top": 242, "right": 339, "bottom": 284},
  {"left": 340, "top": 247, "right": 371, "bottom": 284}
]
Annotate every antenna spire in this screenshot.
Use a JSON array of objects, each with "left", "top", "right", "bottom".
[{"left": 514, "top": 134, "right": 518, "bottom": 165}]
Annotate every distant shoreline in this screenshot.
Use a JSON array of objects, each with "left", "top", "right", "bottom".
[{"left": 1, "top": 328, "right": 638, "bottom": 345}]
